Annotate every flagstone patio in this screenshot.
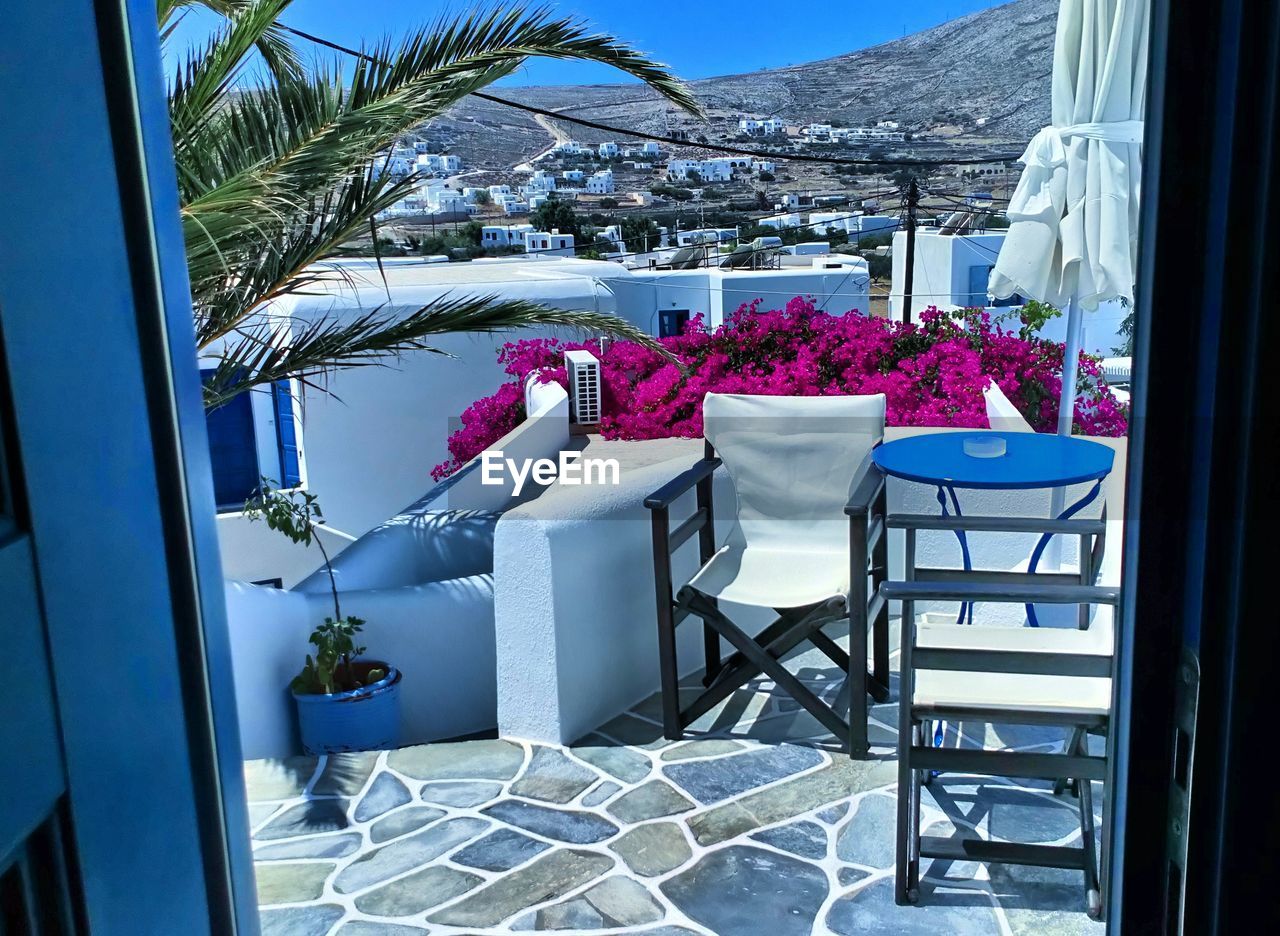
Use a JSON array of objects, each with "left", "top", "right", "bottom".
[{"left": 246, "top": 627, "right": 1104, "bottom": 935}]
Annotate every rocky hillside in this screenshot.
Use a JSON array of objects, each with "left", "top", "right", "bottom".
[{"left": 423, "top": 0, "right": 1056, "bottom": 170}]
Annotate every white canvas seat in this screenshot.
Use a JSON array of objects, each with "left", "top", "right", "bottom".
[
  {"left": 686, "top": 546, "right": 849, "bottom": 608},
  {"left": 646, "top": 392, "right": 890, "bottom": 756},
  {"left": 917, "top": 606, "right": 1114, "bottom": 657},
  {"left": 882, "top": 540, "right": 1119, "bottom": 919},
  {"left": 686, "top": 392, "right": 886, "bottom": 606},
  {"left": 914, "top": 671, "right": 1112, "bottom": 717}
]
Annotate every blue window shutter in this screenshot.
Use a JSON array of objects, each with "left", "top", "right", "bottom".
[
  {"left": 201, "top": 371, "right": 259, "bottom": 508},
  {"left": 272, "top": 380, "right": 301, "bottom": 488}
]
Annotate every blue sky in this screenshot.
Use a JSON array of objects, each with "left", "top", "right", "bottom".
[{"left": 168, "top": 0, "right": 1009, "bottom": 85}]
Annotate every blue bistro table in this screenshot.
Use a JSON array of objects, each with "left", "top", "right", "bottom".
[{"left": 872, "top": 432, "right": 1115, "bottom": 627}]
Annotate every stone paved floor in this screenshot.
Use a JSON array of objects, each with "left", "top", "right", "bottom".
[{"left": 247, "top": 627, "right": 1105, "bottom": 935}]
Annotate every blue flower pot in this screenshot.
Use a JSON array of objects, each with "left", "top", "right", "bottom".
[{"left": 293, "top": 662, "right": 402, "bottom": 755}]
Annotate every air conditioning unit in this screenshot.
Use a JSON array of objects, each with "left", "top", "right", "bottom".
[{"left": 565, "top": 349, "right": 602, "bottom": 425}]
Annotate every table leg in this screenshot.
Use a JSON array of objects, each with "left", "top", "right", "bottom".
[
  {"left": 936, "top": 484, "right": 973, "bottom": 625},
  {"left": 1025, "top": 480, "right": 1104, "bottom": 627}
]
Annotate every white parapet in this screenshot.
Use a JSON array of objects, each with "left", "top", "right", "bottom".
[{"left": 492, "top": 439, "right": 775, "bottom": 744}]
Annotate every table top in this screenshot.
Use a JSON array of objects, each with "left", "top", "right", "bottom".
[{"left": 872, "top": 432, "right": 1115, "bottom": 490}]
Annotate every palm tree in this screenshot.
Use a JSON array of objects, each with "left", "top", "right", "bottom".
[{"left": 160, "top": 0, "right": 699, "bottom": 408}]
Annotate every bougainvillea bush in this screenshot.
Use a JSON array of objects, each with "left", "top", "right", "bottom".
[{"left": 432, "top": 298, "right": 1129, "bottom": 480}]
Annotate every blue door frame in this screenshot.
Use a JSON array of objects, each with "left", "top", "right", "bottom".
[{"left": 0, "top": 0, "right": 256, "bottom": 932}]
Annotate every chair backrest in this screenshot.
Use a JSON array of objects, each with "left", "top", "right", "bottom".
[
  {"left": 703, "top": 393, "right": 886, "bottom": 554},
  {"left": 983, "top": 382, "right": 1034, "bottom": 433}
]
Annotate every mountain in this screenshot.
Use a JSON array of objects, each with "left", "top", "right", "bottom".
[{"left": 421, "top": 0, "right": 1057, "bottom": 171}]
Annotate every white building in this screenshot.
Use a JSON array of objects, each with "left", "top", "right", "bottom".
[
  {"left": 752, "top": 160, "right": 777, "bottom": 174},
  {"left": 488, "top": 184, "right": 512, "bottom": 198},
  {"left": 415, "top": 153, "right": 461, "bottom": 175},
  {"left": 431, "top": 190, "right": 469, "bottom": 215},
  {"left": 804, "top": 123, "right": 834, "bottom": 142},
  {"left": 585, "top": 170, "right": 615, "bottom": 194},
  {"left": 481, "top": 224, "right": 535, "bottom": 247},
  {"left": 562, "top": 169, "right": 584, "bottom": 183},
  {"left": 808, "top": 212, "right": 899, "bottom": 240},
  {"left": 598, "top": 142, "right": 619, "bottom": 158},
  {"left": 762, "top": 118, "right": 786, "bottom": 135},
  {"left": 888, "top": 230, "right": 1129, "bottom": 356},
  {"left": 846, "top": 126, "right": 906, "bottom": 144},
  {"left": 738, "top": 117, "right": 762, "bottom": 135},
  {"left": 556, "top": 140, "right": 585, "bottom": 155},
  {"left": 523, "top": 230, "right": 576, "bottom": 257},
  {"left": 503, "top": 200, "right": 530, "bottom": 214},
  {"left": 641, "top": 142, "right": 661, "bottom": 156},
  {"left": 374, "top": 153, "right": 414, "bottom": 179},
  {"left": 757, "top": 212, "right": 802, "bottom": 230},
  {"left": 775, "top": 192, "right": 801, "bottom": 211},
  {"left": 666, "top": 159, "right": 733, "bottom": 183}
]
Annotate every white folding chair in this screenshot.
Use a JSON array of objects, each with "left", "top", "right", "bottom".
[{"left": 646, "top": 392, "right": 890, "bottom": 756}]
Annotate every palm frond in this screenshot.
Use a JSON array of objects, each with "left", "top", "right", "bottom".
[
  {"left": 166, "top": 1, "right": 697, "bottom": 409},
  {"left": 167, "top": 0, "right": 300, "bottom": 145},
  {"left": 203, "top": 297, "right": 665, "bottom": 408}
]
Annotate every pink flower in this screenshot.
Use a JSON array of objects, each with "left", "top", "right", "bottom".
[{"left": 431, "top": 303, "right": 1129, "bottom": 479}]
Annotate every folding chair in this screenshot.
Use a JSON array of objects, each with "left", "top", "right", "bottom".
[
  {"left": 883, "top": 564, "right": 1119, "bottom": 919},
  {"left": 645, "top": 392, "right": 891, "bottom": 757}
]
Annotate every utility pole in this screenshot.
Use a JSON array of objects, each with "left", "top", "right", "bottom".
[{"left": 901, "top": 175, "right": 919, "bottom": 325}]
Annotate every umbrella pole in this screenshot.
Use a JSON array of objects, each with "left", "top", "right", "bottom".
[
  {"left": 1057, "top": 294, "right": 1084, "bottom": 436},
  {"left": 1044, "top": 295, "right": 1084, "bottom": 580}
]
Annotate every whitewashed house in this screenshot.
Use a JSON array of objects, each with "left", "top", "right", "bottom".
[
  {"left": 480, "top": 224, "right": 535, "bottom": 248},
  {"left": 752, "top": 160, "right": 776, "bottom": 174},
  {"left": 598, "top": 142, "right": 619, "bottom": 158},
  {"left": 528, "top": 170, "right": 557, "bottom": 192},
  {"left": 738, "top": 117, "right": 762, "bottom": 135},
  {"left": 666, "top": 159, "right": 732, "bottom": 183},
  {"left": 804, "top": 123, "right": 834, "bottom": 142},
  {"left": 523, "top": 230, "right": 576, "bottom": 257},
  {"left": 585, "top": 170, "right": 615, "bottom": 194},
  {"left": 758, "top": 212, "right": 802, "bottom": 230},
  {"left": 562, "top": 169, "right": 585, "bottom": 183},
  {"left": 640, "top": 141, "right": 661, "bottom": 156},
  {"left": 488, "top": 184, "right": 512, "bottom": 198},
  {"left": 762, "top": 117, "right": 786, "bottom": 135},
  {"left": 887, "top": 229, "right": 1129, "bottom": 359}
]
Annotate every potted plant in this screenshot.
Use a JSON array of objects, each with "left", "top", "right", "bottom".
[{"left": 245, "top": 480, "right": 401, "bottom": 755}]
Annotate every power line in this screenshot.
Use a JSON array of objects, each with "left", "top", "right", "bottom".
[{"left": 279, "top": 23, "right": 1027, "bottom": 169}]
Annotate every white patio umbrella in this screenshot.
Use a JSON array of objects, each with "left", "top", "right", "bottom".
[{"left": 990, "top": 0, "right": 1149, "bottom": 437}]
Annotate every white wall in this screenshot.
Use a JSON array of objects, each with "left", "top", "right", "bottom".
[
  {"left": 225, "top": 572, "right": 498, "bottom": 760},
  {"left": 494, "top": 448, "right": 769, "bottom": 744},
  {"left": 215, "top": 516, "right": 353, "bottom": 589},
  {"left": 885, "top": 230, "right": 1128, "bottom": 355},
  {"left": 890, "top": 230, "right": 1008, "bottom": 321},
  {"left": 223, "top": 379, "right": 577, "bottom": 757},
  {"left": 616, "top": 266, "right": 872, "bottom": 331}
]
